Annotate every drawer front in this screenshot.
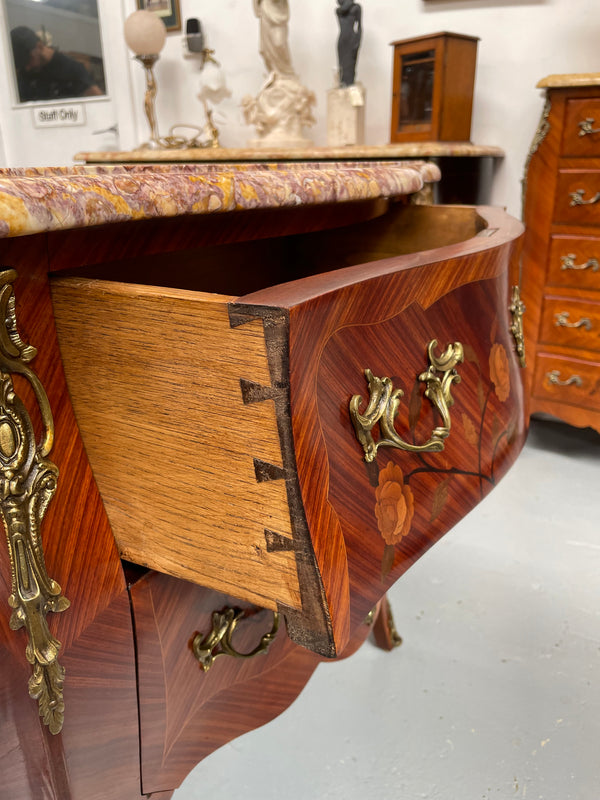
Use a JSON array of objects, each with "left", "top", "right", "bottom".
[
  {"left": 291, "top": 269, "right": 527, "bottom": 636},
  {"left": 554, "top": 170, "right": 600, "bottom": 226},
  {"left": 562, "top": 98, "right": 600, "bottom": 157},
  {"left": 547, "top": 236, "right": 600, "bottom": 291},
  {"left": 253, "top": 205, "right": 526, "bottom": 644},
  {"left": 533, "top": 353, "right": 600, "bottom": 412},
  {"left": 130, "top": 573, "right": 320, "bottom": 793},
  {"left": 540, "top": 296, "right": 600, "bottom": 353},
  {"left": 131, "top": 570, "right": 377, "bottom": 793}
]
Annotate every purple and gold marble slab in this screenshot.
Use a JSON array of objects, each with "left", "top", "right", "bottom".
[
  {"left": 537, "top": 73, "right": 600, "bottom": 89},
  {"left": 75, "top": 142, "right": 504, "bottom": 164},
  {"left": 0, "top": 161, "right": 440, "bottom": 239}
]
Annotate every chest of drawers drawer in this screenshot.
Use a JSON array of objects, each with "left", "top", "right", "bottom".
[
  {"left": 533, "top": 352, "right": 600, "bottom": 412},
  {"left": 547, "top": 236, "right": 600, "bottom": 291},
  {"left": 553, "top": 170, "right": 600, "bottom": 226},
  {"left": 539, "top": 295, "right": 600, "bottom": 352},
  {"left": 562, "top": 98, "right": 600, "bottom": 156}
]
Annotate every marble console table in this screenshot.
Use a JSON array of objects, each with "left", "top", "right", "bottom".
[{"left": 74, "top": 142, "right": 505, "bottom": 205}]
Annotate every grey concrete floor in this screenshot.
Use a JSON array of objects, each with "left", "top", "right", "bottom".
[{"left": 173, "top": 418, "right": 600, "bottom": 800}]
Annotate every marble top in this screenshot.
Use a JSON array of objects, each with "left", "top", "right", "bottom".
[
  {"left": 537, "top": 73, "right": 600, "bottom": 89},
  {"left": 74, "top": 142, "right": 504, "bottom": 164},
  {"left": 0, "top": 160, "right": 440, "bottom": 239}
]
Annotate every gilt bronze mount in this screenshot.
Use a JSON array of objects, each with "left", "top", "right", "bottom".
[
  {"left": 0, "top": 269, "right": 69, "bottom": 735},
  {"left": 569, "top": 188, "right": 600, "bottom": 207},
  {"left": 578, "top": 117, "right": 600, "bottom": 137},
  {"left": 554, "top": 311, "right": 592, "bottom": 331},
  {"left": 546, "top": 370, "right": 583, "bottom": 388},
  {"left": 509, "top": 285, "right": 527, "bottom": 368},
  {"left": 560, "top": 253, "right": 599, "bottom": 272},
  {"left": 192, "top": 607, "right": 280, "bottom": 672},
  {"left": 350, "top": 339, "right": 464, "bottom": 463}
]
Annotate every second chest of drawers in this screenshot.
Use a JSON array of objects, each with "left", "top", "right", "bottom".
[{"left": 522, "top": 74, "right": 600, "bottom": 432}]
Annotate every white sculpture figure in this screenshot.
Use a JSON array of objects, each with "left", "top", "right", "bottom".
[
  {"left": 243, "top": 0, "right": 315, "bottom": 148},
  {"left": 255, "top": 0, "right": 295, "bottom": 77}
]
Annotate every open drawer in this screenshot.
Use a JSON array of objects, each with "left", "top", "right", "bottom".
[{"left": 50, "top": 202, "right": 526, "bottom": 657}]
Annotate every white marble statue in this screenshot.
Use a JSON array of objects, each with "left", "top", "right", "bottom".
[
  {"left": 243, "top": 0, "right": 315, "bottom": 148},
  {"left": 254, "top": 0, "right": 295, "bottom": 77}
]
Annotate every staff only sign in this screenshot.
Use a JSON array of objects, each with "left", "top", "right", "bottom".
[{"left": 32, "top": 103, "right": 86, "bottom": 128}]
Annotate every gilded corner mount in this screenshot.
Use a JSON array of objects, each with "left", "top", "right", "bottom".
[
  {"left": 509, "top": 285, "right": 527, "bottom": 368},
  {"left": 0, "top": 269, "right": 69, "bottom": 735}
]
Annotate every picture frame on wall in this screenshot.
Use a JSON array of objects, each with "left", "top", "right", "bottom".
[{"left": 136, "top": 0, "right": 181, "bottom": 33}]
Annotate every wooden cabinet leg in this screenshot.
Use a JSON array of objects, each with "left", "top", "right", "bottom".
[{"left": 372, "top": 595, "right": 403, "bottom": 651}]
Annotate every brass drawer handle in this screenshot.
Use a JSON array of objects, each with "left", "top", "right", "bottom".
[
  {"left": 350, "top": 339, "right": 464, "bottom": 463},
  {"left": 192, "top": 608, "right": 280, "bottom": 673},
  {"left": 554, "top": 311, "right": 593, "bottom": 331},
  {"left": 569, "top": 188, "right": 600, "bottom": 207},
  {"left": 546, "top": 370, "right": 583, "bottom": 388},
  {"left": 578, "top": 118, "right": 600, "bottom": 137},
  {"left": 560, "top": 253, "right": 600, "bottom": 272}
]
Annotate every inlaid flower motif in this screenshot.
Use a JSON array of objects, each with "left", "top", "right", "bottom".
[
  {"left": 489, "top": 343, "right": 510, "bottom": 402},
  {"left": 462, "top": 412, "right": 479, "bottom": 447},
  {"left": 375, "top": 462, "right": 414, "bottom": 545}
]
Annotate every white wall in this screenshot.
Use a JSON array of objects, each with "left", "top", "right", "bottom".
[{"left": 1, "top": 0, "right": 599, "bottom": 218}]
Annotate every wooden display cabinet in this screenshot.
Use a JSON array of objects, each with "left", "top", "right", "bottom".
[{"left": 390, "top": 32, "right": 479, "bottom": 143}]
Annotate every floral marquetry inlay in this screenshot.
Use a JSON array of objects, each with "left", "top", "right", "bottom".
[
  {"left": 375, "top": 462, "right": 415, "bottom": 547},
  {"left": 489, "top": 343, "right": 511, "bottom": 402},
  {"left": 363, "top": 311, "right": 519, "bottom": 582}
]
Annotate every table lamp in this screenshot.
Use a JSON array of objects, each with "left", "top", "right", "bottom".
[{"left": 124, "top": 10, "right": 167, "bottom": 149}]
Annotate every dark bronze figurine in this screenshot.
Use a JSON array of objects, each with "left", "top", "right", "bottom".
[{"left": 336, "top": 0, "right": 362, "bottom": 87}]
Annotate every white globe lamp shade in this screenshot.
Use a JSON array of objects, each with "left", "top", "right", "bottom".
[{"left": 124, "top": 10, "right": 167, "bottom": 56}]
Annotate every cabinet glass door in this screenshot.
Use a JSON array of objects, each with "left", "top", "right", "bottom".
[{"left": 399, "top": 50, "right": 435, "bottom": 127}]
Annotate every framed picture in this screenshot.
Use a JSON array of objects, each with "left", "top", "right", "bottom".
[
  {"left": 136, "top": 0, "right": 181, "bottom": 33},
  {"left": 3, "top": 0, "right": 107, "bottom": 104}
]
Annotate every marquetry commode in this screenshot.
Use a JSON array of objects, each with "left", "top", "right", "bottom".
[
  {"left": 0, "top": 160, "right": 526, "bottom": 799},
  {"left": 522, "top": 74, "right": 600, "bottom": 433}
]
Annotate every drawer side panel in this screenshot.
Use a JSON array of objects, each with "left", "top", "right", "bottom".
[{"left": 50, "top": 280, "right": 303, "bottom": 612}]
